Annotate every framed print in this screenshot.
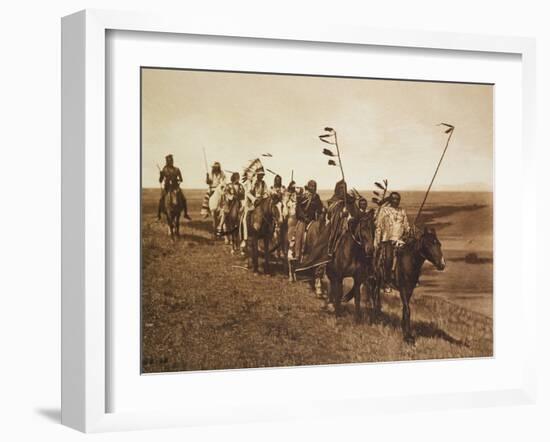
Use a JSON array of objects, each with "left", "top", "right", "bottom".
[{"left": 61, "top": 9, "right": 537, "bottom": 433}]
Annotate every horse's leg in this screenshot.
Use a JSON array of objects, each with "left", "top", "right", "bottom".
[
  {"left": 263, "top": 237, "right": 270, "bottom": 275},
  {"left": 212, "top": 212, "right": 217, "bottom": 239},
  {"left": 287, "top": 257, "right": 294, "bottom": 282},
  {"left": 399, "top": 287, "right": 414, "bottom": 344},
  {"left": 231, "top": 229, "right": 237, "bottom": 254},
  {"left": 333, "top": 277, "right": 343, "bottom": 317},
  {"left": 165, "top": 213, "right": 172, "bottom": 238},
  {"left": 352, "top": 278, "right": 362, "bottom": 323},
  {"left": 375, "top": 278, "right": 383, "bottom": 315},
  {"left": 327, "top": 277, "right": 333, "bottom": 304},
  {"left": 175, "top": 213, "right": 180, "bottom": 237},
  {"left": 314, "top": 266, "right": 323, "bottom": 296},
  {"left": 223, "top": 217, "right": 230, "bottom": 245},
  {"left": 251, "top": 236, "right": 259, "bottom": 273}
]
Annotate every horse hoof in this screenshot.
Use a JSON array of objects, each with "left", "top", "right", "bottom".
[{"left": 404, "top": 335, "right": 416, "bottom": 345}]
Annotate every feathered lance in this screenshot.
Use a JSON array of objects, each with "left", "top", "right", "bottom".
[
  {"left": 414, "top": 123, "right": 455, "bottom": 225},
  {"left": 320, "top": 126, "right": 346, "bottom": 194},
  {"left": 202, "top": 146, "right": 209, "bottom": 181},
  {"left": 156, "top": 163, "right": 162, "bottom": 190}
]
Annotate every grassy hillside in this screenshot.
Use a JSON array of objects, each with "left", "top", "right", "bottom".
[{"left": 142, "top": 189, "right": 493, "bottom": 373}]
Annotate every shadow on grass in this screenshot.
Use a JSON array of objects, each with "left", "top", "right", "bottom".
[
  {"left": 374, "top": 310, "right": 468, "bottom": 347},
  {"left": 183, "top": 234, "right": 216, "bottom": 246},
  {"left": 187, "top": 219, "right": 214, "bottom": 233}
]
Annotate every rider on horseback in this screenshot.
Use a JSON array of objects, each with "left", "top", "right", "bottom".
[
  {"left": 225, "top": 172, "right": 245, "bottom": 207},
  {"left": 219, "top": 172, "right": 245, "bottom": 236},
  {"left": 293, "top": 180, "right": 324, "bottom": 262},
  {"left": 357, "top": 197, "right": 369, "bottom": 216},
  {"left": 157, "top": 154, "right": 191, "bottom": 221},
  {"left": 374, "top": 191, "right": 411, "bottom": 290},
  {"left": 326, "top": 179, "right": 355, "bottom": 257},
  {"left": 270, "top": 174, "right": 286, "bottom": 198},
  {"left": 200, "top": 161, "right": 226, "bottom": 218},
  {"left": 240, "top": 166, "right": 269, "bottom": 245}
]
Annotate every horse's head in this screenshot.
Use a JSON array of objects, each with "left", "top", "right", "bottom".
[
  {"left": 251, "top": 195, "right": 282, "bottom": 232},
  {"left": 418, "top": 226, "right": 445, "bottom": 271},
  {"left": 353, "top": 213, "right": 376, "bottom": 258},
  {"left": 267, "top": 193, "right": 283, "bottom": 225}
]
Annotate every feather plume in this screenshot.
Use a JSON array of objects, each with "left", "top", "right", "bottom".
[
  {"left": 322, "top": 148, "right": 335, "bottom": 157},
  {"left": 319, "top": 134, "right": 336, "bottom": 145}
]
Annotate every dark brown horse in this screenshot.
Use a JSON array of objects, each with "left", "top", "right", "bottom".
[
  {"left": 247, "top": 195, "right": 282, "bottom": 274},
  {"left": 371, "top": 227, "right": 446, "bottom": 343},
  {"left": 326, "top": 214, "right": 376, "bottom": 321},
  {"left": 161, "top": 189, "right": 182, "bottom": 240},
  {"left": 291, "top": 219, "right": 328, "bottom": 292}
]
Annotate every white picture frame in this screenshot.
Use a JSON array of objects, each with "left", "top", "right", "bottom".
[{"left": 61, "top": 9, "right": 537, "bottom": 433}]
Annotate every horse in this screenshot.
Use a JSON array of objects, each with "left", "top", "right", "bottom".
[
  {"left": 247, "top": 195, "right": 282, "bottom": 274},
  {"left": 290, "top": 218, "right": 328, "bottom": 295},
  {"left": 208, "top": 184, "right": 226, "bottom": 240},
  {"left": 371, "top": 226, "right": 446, "bottom": 344},
  {"left": 325, "top": 214, "right": 376, "bottom": 321},
  {"left": 161, "top": 189, "right": 183, "bottom": 240},
  {"left": 224, "top": 196, "right": 242, "bottom": 254}
]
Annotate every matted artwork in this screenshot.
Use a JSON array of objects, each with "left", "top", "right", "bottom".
[{"left": 141, "top": 68, "right": 493, "bottom": 373}]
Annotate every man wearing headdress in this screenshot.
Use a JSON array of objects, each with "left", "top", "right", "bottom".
[
  {"left": 240, "top": 160, "right": 269, "bottom": 248},
  {"left": 157, "top": 154, "right": 191, "bottom": 221},
  {"left": 200, "top": 161, "right": 226, "bottom": 218},
  {"left": 293, "top": 180, "right": 324, "bottom": 262}
]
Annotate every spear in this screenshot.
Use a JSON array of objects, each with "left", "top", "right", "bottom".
[
  {"left": 156, "top": 164, "right": 163, "bottom": 190},
  {"left": 414, "top": 123, "right": 455, "bottom": 225},
  {"left": 323, "top": 127, "right": 345, "bottom": 182},
  {"left": 202, "top": 146, "right": 209, "bottom": 177}
]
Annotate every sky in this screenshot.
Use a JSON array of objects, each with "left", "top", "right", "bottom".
[{"left": 141, "top": 68, "right": 493, "bottom": 191}]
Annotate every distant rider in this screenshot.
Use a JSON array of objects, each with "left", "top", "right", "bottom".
[
  {"left": 157, "top": 154, "right": 191, "bottom": 221},
  {"left": 200, "top": 161, "right": 226, "bottom": 218}
]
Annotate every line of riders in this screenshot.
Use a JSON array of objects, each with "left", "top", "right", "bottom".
[
  {"left": 157, "top": 154, "right": 446, "bottom": 343},
  {"left": 159, "top": 155, "right": 417, "bottom": 287}
]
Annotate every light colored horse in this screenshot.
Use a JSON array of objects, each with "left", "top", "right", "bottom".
[{"left": 208, "top": 184, "right": 227, "bottom": 241}]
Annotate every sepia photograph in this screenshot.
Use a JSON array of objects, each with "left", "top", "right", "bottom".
[{"left": 140, "top": 67, "right": 493, "bottom": 373}]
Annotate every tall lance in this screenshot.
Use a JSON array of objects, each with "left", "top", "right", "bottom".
[
  {"left": 156, "top": 163, "right": 163, "bottom": 190},
  {"left": 202, "top": 146, "right": 209, "bottom": 181},
  {"left": 414, "top": 123, "right": 455, "bottom": 225},
  {"left": 320, "top": 126, "right": 347, "bottom": 194}
]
